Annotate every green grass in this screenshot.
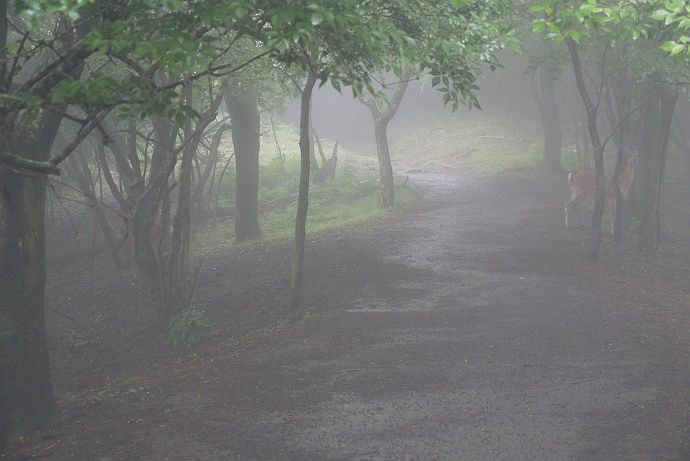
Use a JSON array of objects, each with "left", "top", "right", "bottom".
[
  {"left": 194, "top": 152, "right": 415, "bottom": 254},
  {"left": 390, "top": 112, "right": 544, "bottom": 174},
  {"left": 261, "top": 176, "right": 416, "bottom": 239}
]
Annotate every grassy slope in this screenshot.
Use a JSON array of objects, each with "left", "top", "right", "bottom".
[{"left": 389, "top": 110, "right": 544, "bottom": 174}]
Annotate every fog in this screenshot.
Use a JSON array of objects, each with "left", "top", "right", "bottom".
[{"left": 282, "top": 62, "right": 537, "bottom": 156}]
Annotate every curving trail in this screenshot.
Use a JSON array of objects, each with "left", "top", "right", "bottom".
[
  {"left": 10, "top": 171, "right": 690, "bottom": 461},
  {"left": 183, "top": 171, "right": 690, "bottom": 461}
]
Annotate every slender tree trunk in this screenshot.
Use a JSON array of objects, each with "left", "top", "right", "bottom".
[
  {"left": 132, "top": 116, "right": 174, "bottom": 284},
  {"left": 374, "top": 119, "right": 395, "bottom": 206},
  {"left": 289, "top": 72, "right": 317, "bottom": 321},
  {"left": 165, "top": 90, "right": 223, "bottom": 316},
  {"left": 193, "top": 123, "right": 231, "bottom": 213},
  {"left": 167, "top": 86, "right": 194, "bottom": 316},
  {"left": 638, "top": 86, "right": 677, "bottom": 257},
  {"left": 360, "top": 67, "right": 412, "bottom": 208},
  {"left": 566, "top": 37, "right": 606, "bottom": 260},
  {"left": 226, "top": 85, "right": 261, "bottom": 242},
  {"left": 65, "top": 150, "right": 123, "bottom": 268}
]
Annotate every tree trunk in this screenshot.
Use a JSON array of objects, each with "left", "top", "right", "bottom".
[
  {"left": 0, "top": 109, "right": 66, "bottom": 445},
  {"left": 608, "top": 70, "right": 632, "bottom": 244},
  {"left": 289, "top": 72, "right": 317, "bottom": 321},
  {"left": 533, "top": 64, "right": 562, "bottom": 173},
  {"left": 637, "top": 86, "right": 677, "bottom": 258},
  {"left": 167, "top": 86, "right": 195, "bottom": 316},
  {"left": 0, "top": 168, "right": 58, "bottom": 447},
  {"left": 374, "top": 119, "right": 395, "bottom": 207},
  {"left": 132, "top": 116, "right": 174, "bottom": 284},
  {"left": 565, "top": 37, "right": 605, "bottom": 260},
  {"left": 193, "top": 123, "right": 231, "bottom": 213},
  {"left": 0, "top": 10, "right": 92, "bottom": 439},
  {"left": 226, "top": 85, "right": 261, "bottom": 242},
  {"left": 360, "top": 67, "right": 412, "bottom": 208},
  {"left": 163, "top": 90, "right": 223, "bottom": 316},
  {"left": 65, "top": 150, "right": 123, "bottom": 269}
]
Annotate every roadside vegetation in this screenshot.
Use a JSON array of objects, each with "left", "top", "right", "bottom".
[{"left": 196, "top": 132, "right": 416, "bottom": 253}]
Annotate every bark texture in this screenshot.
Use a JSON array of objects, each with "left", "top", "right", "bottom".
[
  {"left": 226, "top": 86, "right": 261, "bottom": 243},
  {"left": 0, "top": 111, "right": 64, "bottom": 445},
  {"left": 289, "top": 72, "right": 317, "bottom": 320},
  {"left": 637, "top": 86, "right": 677, "bottom": 257},
  {"left": 360, "top": 68, "right": 412, "bottom": 208},
  {"left": 566, "top": 37, "right": 605, "bottom": 260}
]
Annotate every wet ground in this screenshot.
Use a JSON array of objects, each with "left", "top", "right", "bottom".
[{"left": 4, "top": 170, "right": 690, "bottom": 460}]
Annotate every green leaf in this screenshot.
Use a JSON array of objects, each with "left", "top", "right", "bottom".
[
  {"left": 311, "top": 12, "right": 324, "bottom": 26},
  {"left": 661, "top": 41, "right": 677, "bottom": 52},
  {"left": 670, "top": 43, "right": 686, "bottom": 55}
]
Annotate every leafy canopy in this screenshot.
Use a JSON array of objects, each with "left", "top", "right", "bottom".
[{"left": 9, "top": 0, "right": 517, "bottom": 119}]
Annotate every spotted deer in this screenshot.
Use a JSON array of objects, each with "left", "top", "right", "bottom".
[{"left": 565, "top": 149, "right": 638, "bottom": 235}]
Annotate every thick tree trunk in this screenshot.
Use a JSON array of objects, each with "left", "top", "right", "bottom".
[
  {"left": 0, "top": 167, "right": 58, "bottom": 447},
  {"left": 289, "top": 72, "right": 317, "bottom": 321},
  {"left": 226, "top": 86, "right": 261, "bottom": 243},
  {"left": 0, "top": 108, "right": 66, "bottom": 445}
]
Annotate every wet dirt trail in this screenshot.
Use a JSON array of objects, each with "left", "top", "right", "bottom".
[
  {"left": 7, "top": 171, "right": 690, "bottom": 461},
  {"left": 161, "top": 171, "right": 690, "bottom": 461}
]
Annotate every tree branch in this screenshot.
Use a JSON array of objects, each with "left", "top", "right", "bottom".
[{"left": 0, "top": 152, "right": 61, "bottom": 175}]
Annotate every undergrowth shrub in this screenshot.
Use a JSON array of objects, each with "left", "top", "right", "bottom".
[{"left": 166, "top": 308, "right": 212, "bottom": 348}]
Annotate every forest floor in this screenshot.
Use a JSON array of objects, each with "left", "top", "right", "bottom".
[{"left": 4, "top": 167, "right": 690, "bottom": 460}]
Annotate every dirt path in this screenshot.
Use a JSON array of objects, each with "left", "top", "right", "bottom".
[{"left": 5, "top": 171, "right": 690, "bottom": 460}]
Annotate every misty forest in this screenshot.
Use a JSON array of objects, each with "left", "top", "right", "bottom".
[{"left": 4, "top": 1, "right": 690, "bottom": 459}]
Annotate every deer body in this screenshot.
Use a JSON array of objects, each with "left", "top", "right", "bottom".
[{"left": 565, "top": 150, "right": 638, "bottom": 235}]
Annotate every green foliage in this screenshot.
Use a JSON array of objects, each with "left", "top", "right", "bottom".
[
  {"left": 532, "top": 0, "right": 653, "bottom": 43},
  {"left": 165, "top": 309, "right": 212, "bottom": 349},
  {"left": 530, "top": 1, "right": 690, "bottom": 84},
  {"left": 196, "top": 147, "right": 415, "bottom": 253},
  {"left": 532, "top": 0, "right": 674, "bottom": 47},
  {"left": 258, "top": 157, "right": 301, "bottom": 203},
  {"left": 653, "top": 1, "right": 690, "bottom": 56},
  {"left": 15, "top": 0, "right": 94, "bottom": 28},
  {"left": 256, "top": 0, "right": 516, "bottom": 111},
  {"left": 6, "top": 0, "right": 520, "bottom": 154}
]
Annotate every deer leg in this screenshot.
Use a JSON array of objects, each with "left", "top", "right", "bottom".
[
  {"left": 565, "top": 194, "right": 583, "bottom": 229},
  {"left": 565, "top": 195, "right": 574, "bottom": 228}
]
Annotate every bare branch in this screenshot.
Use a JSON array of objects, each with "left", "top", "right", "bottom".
[{"left": 0, "top": 152, "right": 61, "bottom": 175}]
